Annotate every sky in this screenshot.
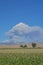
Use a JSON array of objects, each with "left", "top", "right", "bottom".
[{"left": 0, "top": 0, "right": 43, "bottom": 42}]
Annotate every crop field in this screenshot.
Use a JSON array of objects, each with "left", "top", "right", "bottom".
[{"left": 0, "top": 48, "right": 43, "bottom": 65}]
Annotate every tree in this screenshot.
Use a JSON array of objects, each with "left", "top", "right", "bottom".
[
  {"left": 32, "top": 43, "right": 36, "bottom": 48},
  {"left": 20, "top": 45, "right": 23, "bottom": 47},
  {"left": 24, "top": 44, "right": 27, "bottom": 48},
  {"left": 20, "top": 44, "right": 27, "bottom": 48}
]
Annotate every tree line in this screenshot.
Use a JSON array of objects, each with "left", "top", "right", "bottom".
[{"left": 20, "top": 42, "right": 36, "bottom": 48}]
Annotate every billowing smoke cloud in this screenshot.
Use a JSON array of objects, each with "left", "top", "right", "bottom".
[{"left": 5, "top": 22, "right": 43, "bottom": 44}]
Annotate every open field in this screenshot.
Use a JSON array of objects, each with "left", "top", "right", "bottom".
[
  {"left": 0, "top": 48, "right": 43, "bottom": 53},
  {"left": 0, "top": 48, "right": 43, "bottom": 65},
  {"left": 0, "top": 44, "right": 43, "bottom": 65},
  {"left": 0, "top": 53, "right": 43, "bottom": 65}
]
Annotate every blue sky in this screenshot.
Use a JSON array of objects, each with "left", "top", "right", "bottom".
[{"left": 0, "top": 0, "right": 43, "bottom": 42}]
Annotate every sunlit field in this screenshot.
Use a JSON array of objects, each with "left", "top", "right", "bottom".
[{"left": 0, "top": 48, "right": 43, "bottom": 65}]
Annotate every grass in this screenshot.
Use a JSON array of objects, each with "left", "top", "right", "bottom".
[
  {"left": 0, "top": 48, "right": 43, "bottom": 53},
  {"left": 0, "top": 48, "right": 43, "bottom": 65}
]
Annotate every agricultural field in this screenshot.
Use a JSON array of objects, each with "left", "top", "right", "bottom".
[{"left": 0, "top": 48, "right": 43, "bottom": 65}]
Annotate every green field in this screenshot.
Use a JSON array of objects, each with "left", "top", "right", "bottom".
[{"left": 0, "top": 48, "right": 43, "bottom": 65}]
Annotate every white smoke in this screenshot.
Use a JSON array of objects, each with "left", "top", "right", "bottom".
[{"left": 5, "top": 22, "right": 43, "bottom": 44}]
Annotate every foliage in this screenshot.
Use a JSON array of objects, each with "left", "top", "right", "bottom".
[
  {"left": 20, "top": 44, "right": 27, "bottom": 48},
  {"left": 20, "top": 45, "right": 23, "bottom": 47},
  {"left": 0, "top": 53, "right": 43, "bottom": 65},
  {"left": 32, "top": 42, "right": 36, "bottom": 48},
  {"left": 24, "top": 44, "right": 27, "bottom": 48}
]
